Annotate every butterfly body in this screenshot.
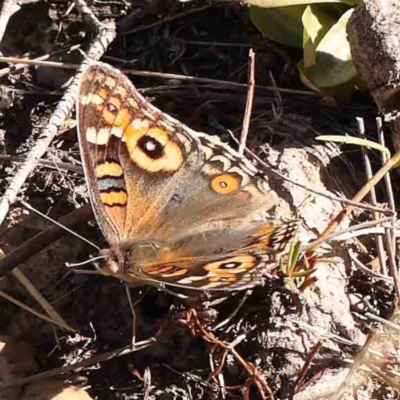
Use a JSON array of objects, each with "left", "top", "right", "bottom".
[{"left": 77, "top": 62, "right": 298, "bottom": 291}]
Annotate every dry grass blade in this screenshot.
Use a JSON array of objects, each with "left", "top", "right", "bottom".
[
  {"left": 330, "top": 307, "right": 400, "bottom": 400},
  {"left": 357, "top": 117, "right": 388, "bottom": 275},
  {"left": 307, "top": 150, "right": 400, "bottom": 253},
  {"left": 0, "top": 247, "right": 74, "bottom": 330},
  {"left": 316, "top": 135, "right": 391, "bottom": 157},
  {"left": 10, "top": 267, "right": 74, "bottom": 332},
  {"left": 0, "top": 289, "right": 75, "bottom": 332}
]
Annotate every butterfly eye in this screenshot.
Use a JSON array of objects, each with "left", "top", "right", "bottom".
[{"left": 211, "top": 173, "right": 241, "bottom": 195}]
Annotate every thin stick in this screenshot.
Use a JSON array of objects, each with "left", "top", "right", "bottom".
[
  {"left": 357, "top": 117, "right": 387, "bottom": 275},
  {"left": 227, "top": 131, "right": 394, "bottom": 215},
  {"left": 307, "top": 150, "right": 400, "bottom": 252},
  {"left": 0, "top": 44, "right": 82, "bottom": 78},
  {"left": 121, "top": 3, "right": 216, "bottom": 35},
  {"left": 239, "top": 49, "right": 255, "bottom": 155},
  {"left": 303, "top": 216, "right": 394, "bottom": 250},
  {"left": 20, "top": 201, "right": 98, "bottom": 250},
  {"left": 0, "top": 204, "right": 93, "bottom": 278},
  {"left": 269, "top": 71, "right": 283, "bottom": 120},
  {"left": 0, "top": 56, "right": 318, "bottom": 97},
  {"left": 0, "top": 154, "right": 83, "bottom": 173},
  {"left": 377, "top": 117, "right": 397, "bottom": 274},
  {"left": 214, "top": 290, "right": 251, "bottom": 330},
  {"left": 125, "top": 284, "right": 138, "bottom": 345},
  {"left": 349, "top": 249, "right": 393, "bottom": 283},
  {"left": 384, "top": 228, "right": 400, "bottom": 298}
]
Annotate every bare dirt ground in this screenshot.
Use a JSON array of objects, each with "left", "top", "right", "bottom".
[{"left": 0, "top": 1, "right": 398, "bottom": 400}]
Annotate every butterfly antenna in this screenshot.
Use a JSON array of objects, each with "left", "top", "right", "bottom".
[
  {"left": 125, "top": 283, "right": 138, "bottom": 345},
  {"left": 66, "top": 255, "right": 105, "bottom": 268},
  {"left": 20, "top": 200, "right": 100, "bottom": 250}
]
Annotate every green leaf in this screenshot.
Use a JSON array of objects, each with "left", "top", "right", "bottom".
[
  {"left": 299, "top": 8, "right": 357, "bottom": 89},
  {"left": 316, "top": 135, "right": 391, "bottom": 156},
  {"left": 287, "top": 240, "right": 302, "bottom": 273},
  {"left": 250, "top": 5, "right": 306, "bottom": 48},
  {"left": 302, "top": 5, "right": 337, "bottom": 68},
  {"left": 245, "top": 0, "right": 359, "bottom": 6},
  {"left": 290, "top": 269, "right": 317, "bottom": 278}
]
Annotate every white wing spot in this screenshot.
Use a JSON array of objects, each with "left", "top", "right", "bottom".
[
  {"left": 86, "top": 127, "right": 110, "bottom": 145},
  {"left": 86, "top": 127, "right": 98, "bottom": 144},
  {"left": 110, "top": 126, "right": 124, "bottom": 138},
  {"left": 177, "top": 276, "right": 207, "bottom": 285},
  {"left": 132, "top": 118, "right": 150, "bottom": 130},
  {"left": 116, "top": 86, "right": 127, "bottom": 97},
  {"left": 80, "top": 94, "right": 104, "bottom": 106},
  {"left": 104, "top": 77, "right": 117, "bottom": 88},
  {"left": 210, "top": 155, "right": 232, "bottom": 170},
  {"left": 228, "top": 166, "right": 250, "bottom": 185}
]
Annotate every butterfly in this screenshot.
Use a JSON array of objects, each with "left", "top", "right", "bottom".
[{"left": 76, "top": 62, "right": 299, "bottom": 291}]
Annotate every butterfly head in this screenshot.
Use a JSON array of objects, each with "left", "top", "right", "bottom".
[{"left": 100, "top": 240, "right": 163, "bottom": 277}]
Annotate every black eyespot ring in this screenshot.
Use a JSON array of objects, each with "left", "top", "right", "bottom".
[
  {"left": 138, "top": 135, "right": 164, "bottom": 159},
  {"left": 220, "top": 262, "right": 241, "bottom": 269}
]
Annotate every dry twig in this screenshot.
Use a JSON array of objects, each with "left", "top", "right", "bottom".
[
  {"left": 306, "top": 150, "right": 400, "bottom": 253},
  {"left": 180, "top": 309, "right": 274, "bottom": 400},
  {"left": 0, "top": 56, "right": 318, "bottom": 97},
  {"left": 0, "top": 338, "right": 156, "bottom": 392},
  {"left": 239, "top": 49, "right": 255, "bottom": 155},
  {"left": 0, "top": 204, "right": 93, "bottom": 278},
  {"left": 0, "top": 1, "right": 116, "bottom": 227}
]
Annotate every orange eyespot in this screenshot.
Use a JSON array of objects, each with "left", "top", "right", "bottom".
[
  {"left": 124, "top": 125, "right": 183, "bottom": 173},
  {"left": 211, "top": 173, "right": 241, "bottom": 195},
  {"left": 204, "top": 255, "right": 256, "bottom": 273}
]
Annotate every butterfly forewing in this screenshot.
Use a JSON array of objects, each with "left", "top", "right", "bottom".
[{"left": 77, "top": 63, "right": 204, "bottom": 244}]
